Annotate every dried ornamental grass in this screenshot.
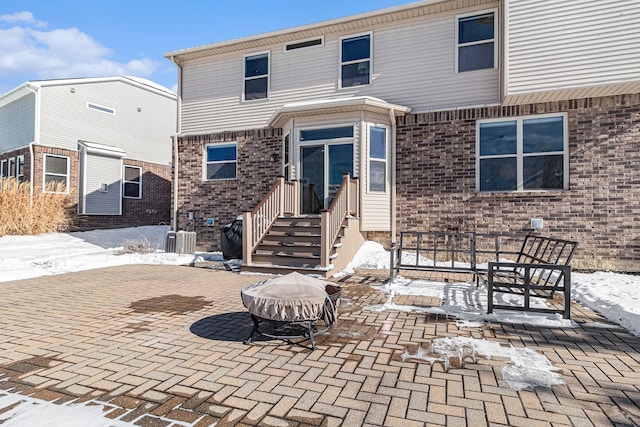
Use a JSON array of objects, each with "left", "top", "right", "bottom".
[{"left": 0, "top": 178, "right": 72, "bottom": 236}]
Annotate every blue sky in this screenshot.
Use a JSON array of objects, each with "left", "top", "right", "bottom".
[{"left": 0, "top": 0, "right": 413, "bottom": 93}]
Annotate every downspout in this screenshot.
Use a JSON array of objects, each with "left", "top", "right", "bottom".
[
  {"left": 169, "top": 56, "right": 182, "bottom": 232},
  {"left": 389, "top": 108, "right": 397, "bottom": 246},
  {"left": 26, "top": 84, "right": 39, "bottom": 207}
]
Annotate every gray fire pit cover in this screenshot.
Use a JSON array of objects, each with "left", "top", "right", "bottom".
[{"left": 241, "top": 272, "right": 334, "bottom": 322}]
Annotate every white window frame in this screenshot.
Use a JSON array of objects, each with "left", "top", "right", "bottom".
[
  {"left": 284, "top": 36, "right": 324, "bottom": 53},
  {"left": 16, "top": 155, "right": 24, "bottom": 181},
  {"left": 368, "top": 125, "right": 389, "bottom": 193},
  {"left": 455, "top": 9, "right": 498, "bottom": 74},
  {"left": 0, "top": 159, "right": 7, "bottom": 178},
  {"left": 283, "top": 133, "right": 291, "bottom": 180},
  {"left": 339, "top": 32, "right": 373, "bottom": 89},
  {"left": 87, "top": 102, "right": 116, "bottom": 115},
  {"left": 43, "top": 154, "right": 70, "bottom": 194},
  {"left": 243, "top": 51, "right": 270, "bottom": 101},
  {"left": 205, "top": 142, "right": 238, "bottom": 181},
  {"left": 123, "top": 165, "right": 142, "bottom": 199},
  {"left": 476, "top": 113, "right": 569, "bottom": 192},
  {"left": 7, "top": 157, "right": 15, "bottom": 178}
]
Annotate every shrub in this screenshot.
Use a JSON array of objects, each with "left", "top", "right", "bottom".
[
  {"left": 0, "top": 178, "right": 73, "bottom": 237},
  {"left": 114, "top": 235, "right": 157, "bottom": 255}
]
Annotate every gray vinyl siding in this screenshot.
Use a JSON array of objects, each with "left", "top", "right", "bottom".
[
  {"left": 505, "top": 0, "right": 640, "bottom": 96},
  {"left": 180, "top": 3, "right": 500, "bottom": 134},
  {"left": 0, "top": 93, "right": 35, "bottom": 154},
  {"left": 39, "top": 82, "right": 174, "bottom": 165},
  {"left": 81, "top": 152, "right": 122, "bottom": 215}
]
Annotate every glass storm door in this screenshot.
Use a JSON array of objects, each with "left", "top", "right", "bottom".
[
  {"left": 301, "top": 145, "right": 325, "bottom": 214},
  {"left": 300, "top": 143, "right": 353, "bottom": 214}
]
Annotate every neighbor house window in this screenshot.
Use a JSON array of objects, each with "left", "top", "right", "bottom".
[
  {"left": 123, "top": 165, "right": 142, "bottom": 199},
  {"left": 1, "top": 159, "right": 7, "bottom": 178},
  {"left": 477, "top": 114, "right": 568, "bottom": 192},
  {"left": 340, "top": 34, "right": 371, "bottom": 88},
  {"left": 16, "top": 155, "right": 24, "bottom": 181},
  {"left": 244, "top": 52, "right": 269, "bottom": 100},
  {"left": 7, "top": 157, "right": 15, "bottom": 178},
  {"left": 44, "top": 154, "right": 69, "bottom": 193},
  {"left": 457, "top": 12, "right": 496, "bottom": 72},
  {"left": 206, "top": 143, "right": 237, "bottom": 180},
  {"left": 369, "top": 126, "right": 387, "bottom": 192}
]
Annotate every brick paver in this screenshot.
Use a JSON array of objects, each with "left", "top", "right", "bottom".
[{"left": 0, "top": 265, "right": 639, "bottom": 426}]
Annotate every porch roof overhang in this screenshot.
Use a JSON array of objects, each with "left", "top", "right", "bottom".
[
  {"left": 268, "top": 96, "right": 411, "bottom": 129},
  {"left": 78, "top": 141, "right": 126, "bottom": 158}
]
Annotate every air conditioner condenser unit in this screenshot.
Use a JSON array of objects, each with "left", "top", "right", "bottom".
[{"left": 164, "top": 231, "right": 197, "bottom": 254}]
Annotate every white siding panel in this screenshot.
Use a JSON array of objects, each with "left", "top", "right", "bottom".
[
  {"left": 361, "top": 196, "right": 391, "bottom": 231},
  {"left": 0, "top": 93, "right": 35, "bottom": 153},
  {"left": 82, "top": 153, "right": 122, "bottom": 215},
  {"left": 180, "top": 3, "right": 500, "bottom": 134},
  {"left": 506, "top": 0, "right": 640, "bottom": 95},
  {"left": 39, "top": 82, "right": 175, "bottom": 165}
]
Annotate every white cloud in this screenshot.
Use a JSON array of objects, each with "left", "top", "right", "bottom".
[
  {"left": 0, "top": 11, "right": 46, "bottom": 27},
  {"left": 0, "top": 12, "right": 159, "bottom": 84}
]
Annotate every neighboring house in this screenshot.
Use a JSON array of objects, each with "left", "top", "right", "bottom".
[
  {"left": 0, "top": 76, "right": 177, "bottom": 230},
  {"left": 165, "top": 0, "right": 640, "bottom": 274}
]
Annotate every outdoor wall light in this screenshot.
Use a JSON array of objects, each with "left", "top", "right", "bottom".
[{"left": 269, "top": 153, "right": 279, "bottom": 163}]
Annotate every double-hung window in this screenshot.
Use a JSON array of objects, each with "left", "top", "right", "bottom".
[
  {"left": 244, "top": 52, "right": 269, "bottom": 100},
  {"left": 369, "top": 126, "right": 387, "bottom": 192},
  {"left": 16, "top": 155, "right": 24, "bottom": 181},
  {"left": 0, "top": 159, "right": 6, "bottom": 178},
  {"left": 7, "top": 157, "right": 15, "bottom": 178},
  {"left": 44, "top": 154, "right": 69, "bottom": 193},
  {"left": 206, "top": 143, "right": 237, "bottom": 180},
  {"left": 341, "top": 34, "right": 371, "bottom": 88},
  {"left": 123, "top": 165, "right": 142, "bottom": 198},
  {"left": 457, "top": 12, "right": 496, "bottom": 72},
  {"left": 477, "top": 114, "right": 568, "bottom": 192}
]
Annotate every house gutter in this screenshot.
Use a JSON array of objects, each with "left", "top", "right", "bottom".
[{"left": 169, "top": 56, "right": 182, "bottom": 232}]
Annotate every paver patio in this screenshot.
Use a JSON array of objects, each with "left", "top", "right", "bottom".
[{"left": 0, "top": 264, "right": 639, "bottom": 426}]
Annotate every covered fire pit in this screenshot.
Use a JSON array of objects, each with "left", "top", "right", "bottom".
[{"left": 240, "top": 272, "right": 341, "bottom": 349}]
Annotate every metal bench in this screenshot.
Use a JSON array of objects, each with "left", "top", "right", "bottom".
[
  {"left": 391, "top": 232, "right": 578, "bottom": 319},
  {"left": 485, "top": 235, "right": 578, "bottom": 319}
]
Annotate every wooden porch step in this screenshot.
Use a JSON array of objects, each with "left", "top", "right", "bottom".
[
  {"left": 241, "top": 264, "right": 332, "bottom": 278},
  {"left": 251, "top": 254, "right": 321, "bottom": 269}
]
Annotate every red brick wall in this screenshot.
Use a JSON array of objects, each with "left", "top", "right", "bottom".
[
  {"left": 176, "top": 129, "right": 282, "bottom": 251},
  {"left": 31, "top": 145, "right": 171, "bottom": 231},
  {"left": 395, "top": 94, "right": 640, "bottom": 272}
]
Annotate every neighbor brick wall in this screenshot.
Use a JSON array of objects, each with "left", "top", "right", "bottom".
[
  {"left": 176, "top": 129, "right": 282, "bottom": 251},
  {"left": 31, "top": 145, "right": 171, "bottom": 231},
  {"left": 395, "top": 93, "right": 640, "bottom": 272}
]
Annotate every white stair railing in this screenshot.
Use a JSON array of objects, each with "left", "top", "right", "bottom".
[
  {"left": 243, "top": 178, "right": 298, "bottom": 265},
  {"left": 321, "top": 173, "right": 359, "bottom": 268}
]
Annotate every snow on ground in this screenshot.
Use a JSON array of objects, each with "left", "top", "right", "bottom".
[{"left": 0, "top": 227, "right": 639, "bottom": 422}]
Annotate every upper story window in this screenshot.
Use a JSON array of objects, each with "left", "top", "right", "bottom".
[
  {"left": 123, "top": 165, "right": 142, "bottom": 199},
  {"left": 87, "top": 102, "right": 115, "bottom": 114},
  {"left": 44, "top": 154, "right": 69, "bottom": 193},
  {"left": 206, "top": 143, "right": 237, "bottom": 180},
  {"left": 369, "top": 126, "right": 387, "bottom": 193},
  {"left": 457, "top": 12, "right": 496, "bottom": 73},
  {"left": 340, "top": 34, "right": 371, "bottom": 88},
  {"left": 477, "top": 114, "right": 568, "bottom": 192},
  {"left": 244, "top": 52, "right": 269, "bottom": 100}
]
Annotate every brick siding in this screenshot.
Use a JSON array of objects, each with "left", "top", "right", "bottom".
[
  {"left": 30, "top": 145, "right": 171, "bottom": 231},
  {"left": 176, "top": 94, "right": 639, "bottom": 271},
  {"left": 176, "top": 129, "right": 282, "bottom": 251},
  {"left": 395, "top": 94, "right": 640, "bottom": 272}
]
